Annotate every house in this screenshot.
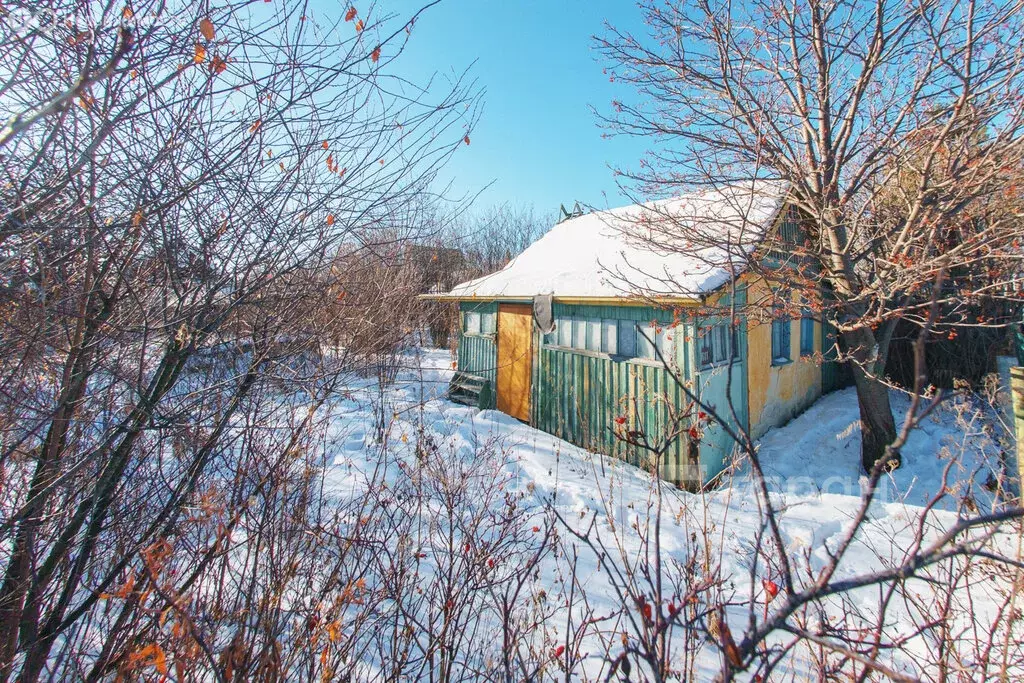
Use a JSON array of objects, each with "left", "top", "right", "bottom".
[{"left": 428, "top": 182, "right": 845, "bottom": 488}]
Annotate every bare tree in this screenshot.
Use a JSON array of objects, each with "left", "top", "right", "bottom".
[
  {"left": 0, "top": 0, "right": 478, "bottom": 678},
  {"left": 598, "top": 0, "right": 1024, "bottom": 469},
  {"left": 456, "top": 202, "right": 552, "bottom": 276},
  {"left": 543, "top": 308, "right": 1024, "bottom": 681}
]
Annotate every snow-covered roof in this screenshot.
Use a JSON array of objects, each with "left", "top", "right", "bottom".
[{"left": 446, "top": 180, "right": 789, "bottom": 300}]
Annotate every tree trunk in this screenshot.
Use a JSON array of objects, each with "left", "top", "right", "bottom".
[{"left": 842, "top": 328, "right": 899, "bottom": 472}]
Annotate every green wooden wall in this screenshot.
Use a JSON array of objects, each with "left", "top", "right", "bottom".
[
  {"left": 457, "top": 301, "right": 497, "bottom": 409},
  {"left": 454, "top": 300, "right": 749, "bottom": 488},
  {"left": 531, "top": 303, "right": 702, "bottom": 486},
  {"left": 691, "top": 287, "right": 749, "bottom": 481}
]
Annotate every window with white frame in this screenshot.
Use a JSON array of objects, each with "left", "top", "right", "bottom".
[
  {"left": 602, "top": 319, "right": 618, "bottom": 354},
  {"left": 556, "top": 316, "right": 572, "bottom": 347},
  {"left": 543, "top": 316, "right": 670, "bottom": 362},
  {"left": 464, "top": 311, "right": 480, "bottom": 335},
  {"left": 637, "top": 322, "right": 657, "bottom": 360},
  {"left": 481, "top": 311, "right": 496, "bottom": 335},
  {"left": 636, "top": 322, "right": 675, "bottom": 363},
  {"left": 572, "top": 318, "right": 587, "bottom": 349},
  {"left": 586, "top": 319, "right": 602, "bottom": 352},
  {"left": 463, "top": 310, "right": 495, "bottom": 336},
  {"left": 656, "top": 325, "right": 675, "bottom": 362}
]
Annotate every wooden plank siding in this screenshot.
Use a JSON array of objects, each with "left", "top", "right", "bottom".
[
  {"left": 695, "top": 286, "right": 750, "bottom": 479},
  {"left": 455, "top": 299, "right": 753, "bottom": 487},
  {"left": 530, "top": 303, "right": 701, "bottom": 486}
]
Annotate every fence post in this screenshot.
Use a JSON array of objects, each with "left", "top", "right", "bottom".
[{"left": 1011, "top": 367, "right": 1024, "bottom": 495}]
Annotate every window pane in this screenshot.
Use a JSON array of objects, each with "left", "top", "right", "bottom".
[
  {"left": 572, "top": 318, "right": 587, "bottom": 349},
  {"left": 465, "top": 312, "right": 480, "bottom": 335},
  {"left": 656, "top": 325, "right": 675, "bottom": 364},
  {"left": 638, "top": 323, "right": 657, "bottom": 359},
  {"left": 617, "top": 322, "right": 637, "bottom": 358},
  {"left": 772, "top": 318, "right": 791, "bottom": 361},
  {"left": 481, "top": 311, "right": 496, "bottom": 334},
  {"left": 700, "top": 328, "right": 713, "bottom": 367},
  {"left": 557, "top": 316, "right": 572, "bottom": 347},
  {"left": 801, "top": 316, "right": 814, "bottom": 355},
  {"left": 586, "top": 319, "right": 602, "bottom": 352},
  {"left": 713, "top": 325, "right": 727, "bottom": 362},
  {"left": 602, "top": 319, "right": 617, "bottom": 354}
]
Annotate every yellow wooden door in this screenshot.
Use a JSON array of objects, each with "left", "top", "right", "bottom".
[{"left": 496, "top": 304, "right": 533, "bottom": 422}]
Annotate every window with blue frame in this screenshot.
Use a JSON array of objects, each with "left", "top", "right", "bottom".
[
  {"left": 771, "top": 307, "right": 791, "bottom": 364},
  {"left": 800, "top": 311, "right": 814, "bottom": 356},
  {"left": 700, "top": 323, "right": 732, "bottom": 368}
]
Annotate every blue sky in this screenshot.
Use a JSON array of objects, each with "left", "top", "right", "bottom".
[{"left": 358, "top": 0, "right": 650, "bottom": 214}]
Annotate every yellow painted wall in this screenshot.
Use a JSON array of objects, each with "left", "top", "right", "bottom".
[{"left": 744, "top": 276, "right": 823, "bottom": 439}]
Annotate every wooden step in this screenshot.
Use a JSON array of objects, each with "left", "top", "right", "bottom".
[{"left": 448, "top": 371, "right": 492, "bottom": 408}]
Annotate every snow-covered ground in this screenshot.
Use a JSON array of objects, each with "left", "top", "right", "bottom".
[{"left": 321, "top": 347, "right": 1019, "bottom": 679}]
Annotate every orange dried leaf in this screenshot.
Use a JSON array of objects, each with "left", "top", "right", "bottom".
[
  {"left": 248, "top": 119, "right": 261, "bottom": 133},
  {"left": 194, "top": 44, "right": 206, "bottom": 64},
  {"left": 199, "top": 17, "right": 215, "bottom": 41},
  {"left": 463, "top": 134, "right": 470, "bottom": 145},
  {"left": 123, "top": 6, "right": 134, "bottom": 19},
  {"left": 355, "top": 19, "right": 364, "bottom": 32},
  {"left": 326, "top": 214, "right": 335, "bottom": 226},
  {"left": 371, "top": 46, "right": 381, "bottom": 62},
  {"left": 153, "top": 643, "right": 168, "bottom": 674},
  {"left": 128, "top": 642, "right": 167, "bottom": 674},
  {"left": 211, "top": 56, "right": 227, "bottom": 74},
  {"left": 322, "top": 140, "right": 329, "bottom": 149},
  {"left": 345, "top": 6, "right": 357, "bottom": 21}
]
